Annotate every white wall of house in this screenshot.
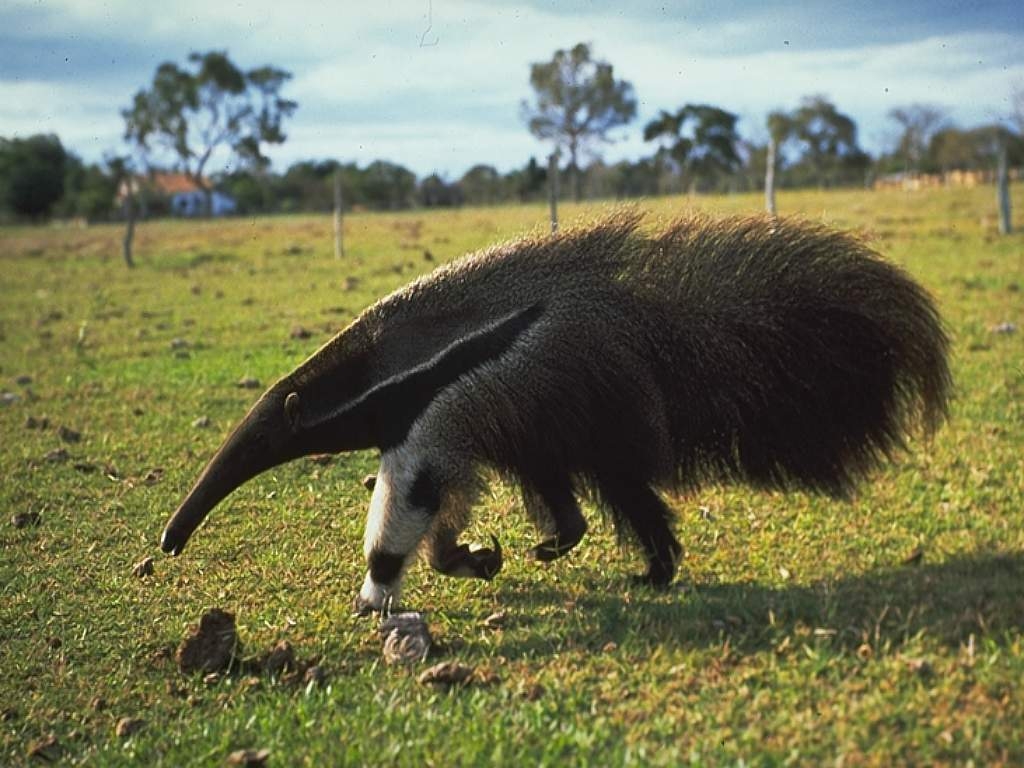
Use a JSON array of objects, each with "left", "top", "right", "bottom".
[{"left": 170, "top": 190, "right": 238, "bottom": 217}]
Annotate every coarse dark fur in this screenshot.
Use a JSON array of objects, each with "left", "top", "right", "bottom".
[{"left": 161, "top": 211, "right": 951, "bottom": 605}]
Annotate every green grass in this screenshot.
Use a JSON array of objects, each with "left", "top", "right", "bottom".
[{"left": 1, "top": 186, "right": 1022, "bottom": 766}]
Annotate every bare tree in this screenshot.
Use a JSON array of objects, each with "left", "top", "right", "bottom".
[{"left": 888, "top": 104, "right": 947, "bottom": 174}]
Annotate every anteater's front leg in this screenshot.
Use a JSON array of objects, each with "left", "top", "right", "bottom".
[{"left": 355, "top": 450, "right": 440, "bottom": 614}]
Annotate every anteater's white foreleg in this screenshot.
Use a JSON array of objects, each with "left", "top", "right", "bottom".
[{"left": 355, "top": 437, "right": 500, "bottom": 613}]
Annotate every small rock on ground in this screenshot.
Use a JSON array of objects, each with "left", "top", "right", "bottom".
[{"left": 381, "top": 611, "right": 432, "bottom": 665}]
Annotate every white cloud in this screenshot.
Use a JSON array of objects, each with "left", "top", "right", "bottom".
[{"left": 3, "top": 0, "right": 1022, "bottom": 176}]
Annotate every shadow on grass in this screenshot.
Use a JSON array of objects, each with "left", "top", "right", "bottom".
[{"left": 492, "top": 552, "right": 1024, "bottom": 659}]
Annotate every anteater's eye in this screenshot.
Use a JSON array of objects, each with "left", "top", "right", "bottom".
[{"left": 284, "top": 392, "right": 302, "bottom": 432}]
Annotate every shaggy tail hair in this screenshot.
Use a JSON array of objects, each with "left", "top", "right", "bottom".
[{"left": 629, "top": 213, "right": 951, "bottom": 497}]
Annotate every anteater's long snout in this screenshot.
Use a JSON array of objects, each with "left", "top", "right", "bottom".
[{"left": 160, "top": 395, "right": 290, "bottom": 556}]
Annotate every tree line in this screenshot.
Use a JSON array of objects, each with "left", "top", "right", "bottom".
[{"left": 1, "top": 44, "right": 1021, "bottom": 223}]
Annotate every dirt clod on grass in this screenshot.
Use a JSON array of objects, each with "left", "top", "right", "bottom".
[
  {"left": 289, "top": 325, "right": 312, "bottom": 340},
  {"left": 303, "top": 665, "right": 326, "bottom": 688},
  {"left": 43, "top": 447, "right": 69, "bottom": 463},
  {"left": 57, "top": 425, "right": 81, "bottom": 443},
  {"left": 483, "top": 611, "right": 507, "bottom": 629},
  {"left": 236, "top": 377, "right": 261, "bottom": 389},
  {"left": 176, "top": 608, "right": 240, "bottom": 675},
  {"left": 27, "top": 734, "right": 61, "bottom": 761},
  {"left": 260, "top": 640, "right": 296, "bottom": 677},
  {"left": 11, "top": 511, "right": 41, "bottom": 528},
  {"left": 381, "top": 611, "right": 432, "bottom": 665},
  {"left": 362, "top": 474, "right": 376, "bottom": 491},
  {"left": 115, "top": 717, "right": 145, "bottom": 738},
  {"left": 227, "top": 748, "right": 271, "bottom": 766},
  {"left": 417, "top": 661, "right": 477, "bottom": 688},
  {"left": 142, "top": 468, "right": 164, "bottom": 485},
  {"left": 132, "top": 556, "right": 155, "bottom": 578}
]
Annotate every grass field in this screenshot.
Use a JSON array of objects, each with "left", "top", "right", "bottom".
[{"left": 1, "top": 186, "right": 1022, "bottom": 766}]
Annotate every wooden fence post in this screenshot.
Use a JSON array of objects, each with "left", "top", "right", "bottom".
[
  {"left": 334, "top": 169, "right": 345, "bottom": 258},
  {"left": 548, "top": 151, "right": 559, "bottom": 234},
  {"left": 997, "top": 141, "right": 1012, "bottom": 235}
]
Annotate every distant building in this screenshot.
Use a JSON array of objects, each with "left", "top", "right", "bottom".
[{"left": 116, "top": 172, "right": 237, "bottom": 217}]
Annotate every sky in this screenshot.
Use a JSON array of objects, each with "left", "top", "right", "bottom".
[{"left": 1, "top": 0, "right": 1023, "bottom": 179}]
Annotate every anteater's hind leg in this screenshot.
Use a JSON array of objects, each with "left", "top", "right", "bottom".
[
  {"left": 522, "top": 474, "right": 587, "bottom": 562},
  {"left": 595, "top": 475, "right": 682, "bottom": 588}
]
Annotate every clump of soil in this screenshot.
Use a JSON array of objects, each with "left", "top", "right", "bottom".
[
  {"left": 417, "top": 661, "right": 475, "bottom": 687},
  {"left": 259, "top": 640, "right": 296, "bottom": 677},
  {"left": 417, "top": 661, "right": 500, "bottom": 689},
  {"left": 228, "top": 748, "right": 271, "bottom": 766},
  {"left": 380, "top": 612, "right": 432, "bottom": 665},
  {"left": 176, "top": 608, "right": 240, "bottom": 674},
  {"left": 43, "top": 447, "right": 69, "bottom": 463},
  {"left": 11, "top": 511, "right": 41, "bottom": 528},
  {"left": 27, "top": 734, "right": 61, "bottom": 761},
  {"left": 115, "top": 717, "right": 145, "bottom": 738},
  {"left": 132, "top": 556, "right": 155, "bottom": 578}
]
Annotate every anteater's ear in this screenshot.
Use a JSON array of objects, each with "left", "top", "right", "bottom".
[{"left": 284, "top": 392, "right": 302, "bottom": 433}]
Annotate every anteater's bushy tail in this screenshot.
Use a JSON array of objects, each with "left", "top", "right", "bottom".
[{"left": 630, "top": 214, "right": 951, "bottom": 497}]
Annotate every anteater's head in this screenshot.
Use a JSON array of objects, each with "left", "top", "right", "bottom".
[{"left": 160, "top": 321, "right": 379, "bottom": 557}]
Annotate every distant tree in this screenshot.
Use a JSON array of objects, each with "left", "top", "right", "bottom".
[
  {"left": 643, "top": 104, "right": 740, "bottom": 194},
  {"left": 122, "top": 51, "right": 297, "bottom": 215},
  {"left": 521, "top": 43, "right": 637, "bottom": 201},
  {"left": 788, "top": 96, "right": 869, "bottom": 187},
  {"left": 278, "top": 159, "right": 341, "bottom": 211},
  {"left": 221, "top": 170, "right": 274, "bottom": 214},
  {"left": 888, "top": 104, "right": 947, "bottom": 174},
  {"left": 419, "top": 174, "right": 462, "bottom": 207},
  {"left": 0, "top": 134, "right": 67, "bottom": 218},
  {"left": 459, "top": 164, "right": 504, "bottom": 205},
  {"left": 361, "top": 160, "right": 417, "bottom": 210},
  {"left": 600, "top": 157, "right": 659, "bottom": 199},
  {"left": 929, "top": 127, "right": 978, "bottom": 172},
  {"left": 503, "top": 157, "right": 547, "bottom": 203},
  {"left": 57, "top": 154, "right": 117, "bottom": 221}
]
